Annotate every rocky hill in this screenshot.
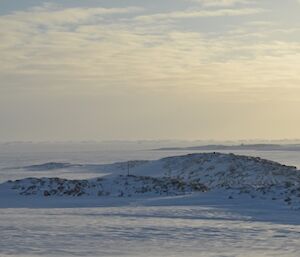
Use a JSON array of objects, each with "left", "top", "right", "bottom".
[
  {"left": 2, "top": 153, "right": 300, "bottom": 208},
  {"left": 5, "top": 175, "right": 207, "bottom": 197}
]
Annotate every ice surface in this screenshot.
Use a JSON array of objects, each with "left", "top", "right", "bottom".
[{"left": 1, "top": 193, "right": 300, "bottom": 257}]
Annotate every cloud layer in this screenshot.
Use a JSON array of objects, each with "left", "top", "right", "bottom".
[
  {"left": 189, "top": 0, "right": 252, "bottom": 7},
  {"left": 0, "top": 1, "right": 300, "bottom": 140}
]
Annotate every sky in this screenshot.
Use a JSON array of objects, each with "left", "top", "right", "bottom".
[{"left": 0, "top": 0, "right": 300, "bottom": 141}]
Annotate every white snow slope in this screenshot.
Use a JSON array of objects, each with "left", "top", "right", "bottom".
[{"left": 1, "top": 152, "right": 300, "bottom": 209}]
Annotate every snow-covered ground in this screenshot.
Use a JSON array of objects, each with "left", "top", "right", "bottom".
[
  {"left": 1, "top": 192, "right": 300, "bottom": 257},
  {"left": 1, "top": 142, "right": 300, "bottom": 257}
]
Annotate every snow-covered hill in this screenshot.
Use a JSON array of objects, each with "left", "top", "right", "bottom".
[
  {"left": 3, "top": 175, "right": 207, "bottom": 197},
  {"left": 2, "top": 153, "right": 300, "bottom": 208}
]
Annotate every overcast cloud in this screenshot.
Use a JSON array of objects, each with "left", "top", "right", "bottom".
[{"left": 1, "top": 0, "right": 300, "bottom": 141}]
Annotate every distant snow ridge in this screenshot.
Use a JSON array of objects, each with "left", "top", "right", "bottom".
[
  {"left": 24, "top": 162, "right": 78, "bottom": 171},
  {"left": 3, "top": 153, "right": 300, "bottom": 208}
]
